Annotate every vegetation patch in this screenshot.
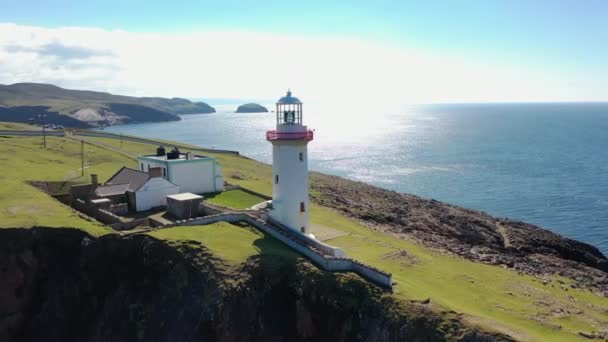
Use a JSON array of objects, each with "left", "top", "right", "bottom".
[
  {"left": 146, "top": 222, "right": 298, "bottom": 265},
  {"left": 204, "top": 189, "right": 266, "bottom": 210}
]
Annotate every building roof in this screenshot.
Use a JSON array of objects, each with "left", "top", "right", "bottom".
[
  {"left": 139, "top": 153, "right": 210, "bottom": 162},
  {"left": 105, "top": 167, "right": 151, "bottom": 192},
  {"left": 94, "top": 183, "right": 130, "bottom": 197},
  {"left": 277, "top": 90, "right": 301, "bottom": 104},
  {"left": 167, "top": 192, "right": 203, "bottom": 201},
  {"left": 90, "top": 198, "right": 111, "bottom": 204}
]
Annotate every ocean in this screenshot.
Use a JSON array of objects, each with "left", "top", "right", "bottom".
[{"left": 106, "top": 102, "right": 608, "bottom": 253}]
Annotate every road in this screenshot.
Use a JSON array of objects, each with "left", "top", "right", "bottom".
[{"left": 0, "top": 129, "right": 239, "bottom": 155}]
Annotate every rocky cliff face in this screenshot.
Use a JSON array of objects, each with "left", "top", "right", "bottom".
[{"left": 0, "top": 227, "right": 511, "bottom": 342}]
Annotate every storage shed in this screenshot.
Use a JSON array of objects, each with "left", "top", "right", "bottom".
[{"left": 167, "top": 193, "right": 204, "bottom": 219}]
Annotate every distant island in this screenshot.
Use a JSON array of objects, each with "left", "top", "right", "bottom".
[
  {"left": 0, "top": 83, "right": 216, "bottom": 128},
  {"left": 235, "top": 103, "right": 268, "bottom": 113}
]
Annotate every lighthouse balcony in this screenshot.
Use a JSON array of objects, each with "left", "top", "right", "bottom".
[{"left": 266, "top": 130, "right": 314, "bottom": 141}]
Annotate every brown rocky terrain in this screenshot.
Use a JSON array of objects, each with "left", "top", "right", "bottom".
[{"left": 310, "top": 172, "right": 608, "bottom": 294}]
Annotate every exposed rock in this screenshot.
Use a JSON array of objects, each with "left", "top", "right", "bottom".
[{"left": 310, "top": 172, "right": 608, "bottom": 293}]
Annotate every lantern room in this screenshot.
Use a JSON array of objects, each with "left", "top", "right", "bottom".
[{"left": 276, "top": 89, "right": 303, "bottom": 125}]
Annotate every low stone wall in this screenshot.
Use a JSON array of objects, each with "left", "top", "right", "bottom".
[
  {"left": 72, "top": 198, "right": 95, "bottom": 216},
  {"left": 109, "top": 203, "right": 128, "bottom": 216},
  {"left": 110, "top": 218, "right": 147, "bottom": 231},
  {"left": 267, "top": 217, "right": 346, "bottom": 257},
  {"left": 199, "top": 203, "right": 224, "bottom": 216},
  {"left": 72, "top": 198, "right": 125, "bottom": 226},
  {"left": 157, "top": 213, "right": 392, "bottom": 288},
  {"left": 233, "top": 186, "right": 272, "bottom": 201},
  {"left": 96, "top": 209, "right": 122, "bottom": 225}
]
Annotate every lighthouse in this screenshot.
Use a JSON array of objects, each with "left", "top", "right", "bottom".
[{"left": 266, "top": 90, "right": 314, "bottom": 235}]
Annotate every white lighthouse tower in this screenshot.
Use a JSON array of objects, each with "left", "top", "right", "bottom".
[{"left": 266, "top": 90, "right": 314, "bottom": 235}]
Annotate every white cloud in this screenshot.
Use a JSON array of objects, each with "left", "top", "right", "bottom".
[{"left": 0, "top": 22, "right": 603, "bottom": 104}]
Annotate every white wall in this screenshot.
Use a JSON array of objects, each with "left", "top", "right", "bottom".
[
  {"left": 135, "top": 177, "right": 179, "bottom": 212},
  {"left": 269, "top": 139, "right": 310, "bottom": 234},
  {"left": 137, "top": 157, "right": 224, "bottom": 194},
  {"left": 169, "top": 161, "right": 219, "bottom": 194}
]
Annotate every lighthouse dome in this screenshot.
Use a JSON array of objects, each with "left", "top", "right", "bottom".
[{"left": 277, "top": 90, "right": 302, "bottom": 104}]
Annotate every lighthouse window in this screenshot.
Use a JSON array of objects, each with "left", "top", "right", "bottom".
[
  {"left": 275, "top": 175, "right": 279, "bottom": 184},
  {"left": 299, "top": 152, "right": 303, "bottom": 161},
  {"left": 140, "top": 163, "right": 144, "bottom": 171},
  {"left": 300, "top": 202, "right": 305, "bottom": 212}
]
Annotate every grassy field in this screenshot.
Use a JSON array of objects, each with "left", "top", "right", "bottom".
[
  {"left": 0, "top": 135, "right": 131, "bottom": 236},
  {"left": 0, "top": 122, "right": 40, "bottom": 130},
  {"left": 204, "top": 189, "right": 266, "bottom": 210},
  {"left": 147, "top": 221, "right": 298, "bottom": 265},
  {"left": 2, "top": 128, "right": 607, "bottom": 341}
]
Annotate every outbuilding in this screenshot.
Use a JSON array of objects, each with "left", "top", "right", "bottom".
[
  {"left": 137, "top": 147, "right": 224, "bottom": 194},
  {"left": 166, "top": 192, "right": 204, "bottom": 219},
  {"left": 102, "top": 166, "right": 179, "bottom": 212}
]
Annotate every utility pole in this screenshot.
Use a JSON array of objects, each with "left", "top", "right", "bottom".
[
  {"left": 38, "top": 114, "right": 47, "bottom": 147},
  {"left": 81, "top": 140, "right": 84, "bottom": 177},
  {"left": 120, "top": 133, "right": 123, "bottom": 149}
]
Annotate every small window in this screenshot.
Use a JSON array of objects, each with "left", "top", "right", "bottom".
[
  {"left": 301, "top": 227, "right": 305, "bottom": 233},
  {"left": 147, "top": 164, "right": 150, "bottom": 171},
  {"left": 140, "top": 163, "right": 144, "bottom": 171},
  {"left": 300, "top": 202, "right": 305, "bottom": 212},
  {"left": 299, "top": 152, "right": 303, "bottom": 161},
  {"left": 163, "top": 168, "right": 166, "bottom": 177},
  {"left": 275, "top": 175, "right": 279, "bottom": 184}
]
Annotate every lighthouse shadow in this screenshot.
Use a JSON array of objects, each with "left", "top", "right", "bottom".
[{"left": 246, "top": 226, "right": 302, "bottom": 268}]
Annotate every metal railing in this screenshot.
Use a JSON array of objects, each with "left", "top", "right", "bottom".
[{"left": 266, "top": 130, "right": 314, "bottom": 141}]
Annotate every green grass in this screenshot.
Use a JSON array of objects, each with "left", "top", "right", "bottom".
[
  {"left": 204, "top": 189, "right": 266, "bottom": 210},
  {"left": 0, "top": 122, "right": 39, "bottom": 130},
  {"left": 147, "top": 221, "right": 298, "bottom": 265},
  {"left": 0, "top": 135, "right": 132, "bottom": 236},
  {"left": 3, "top": 125, "right": 607, "bottom": 341}
]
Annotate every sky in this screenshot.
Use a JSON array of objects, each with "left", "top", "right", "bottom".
[{"left": 0, "top": 0, "right": 606, "bottom": 104}]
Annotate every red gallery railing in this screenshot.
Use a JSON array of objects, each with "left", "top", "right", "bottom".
[{"left": 266, "top": 130, "right": 314, "bottom": 141}]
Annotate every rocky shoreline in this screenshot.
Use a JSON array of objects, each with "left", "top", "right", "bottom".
[{"left": 310, "top": 172, "right": 608, "bottom": 294}]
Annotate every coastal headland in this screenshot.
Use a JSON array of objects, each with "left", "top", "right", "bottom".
[{"left": 0, "top": 128, "right": 607, "bottom": 341}]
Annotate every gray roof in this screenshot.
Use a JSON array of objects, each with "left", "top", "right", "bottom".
[
  {"left": 106, "top": 167, "right": 151, "bottom": 191},
  {"left": 94, "top": 183, "right": 130, "bottom": 197},
  {"left": 277, "top": 90, "right": 301, "bottom": 104}
]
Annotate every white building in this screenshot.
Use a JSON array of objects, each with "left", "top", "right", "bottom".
[
  {"left": 133, "top": 176, "right": 180, "bottom": 212},
  {"left": 97, "top": 167, "right": 180, "bottom": 212},
  {"left": 266, "top": 90, "right": 314, "bottom": 235},
  {"left": 137, "top": 148, "right": 224, "bottom": 194}
]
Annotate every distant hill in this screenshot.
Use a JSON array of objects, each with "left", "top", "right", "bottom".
[
  {"left": 235, "top": 103, "right": 268, "bottom": 113},
  {"left": 0, "top": 83, "right": 216, "bottom": 127}
]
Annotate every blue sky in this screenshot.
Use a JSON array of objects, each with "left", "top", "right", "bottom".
[{"left": 0, "top": 0, "right": 606, "bottom": 102}]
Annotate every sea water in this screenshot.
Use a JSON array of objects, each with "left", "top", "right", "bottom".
[{"left": 107, "top": 102, "right": 608, "bottom": 253}]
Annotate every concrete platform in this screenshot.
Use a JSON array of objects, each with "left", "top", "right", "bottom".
[{"left": 309, "top": 223, "right": 349, "bottom": 242}]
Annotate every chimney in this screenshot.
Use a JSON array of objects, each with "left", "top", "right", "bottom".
[
  {"left": 149, "top": 167, "right": 163, "bottom": 178},
  {"left": 91, "top": 174, "right": 98, "bottom": 189}
]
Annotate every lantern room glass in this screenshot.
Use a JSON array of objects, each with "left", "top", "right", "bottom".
[{"left": 276, "top": 103, "right": 303, "bottom": 125}]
